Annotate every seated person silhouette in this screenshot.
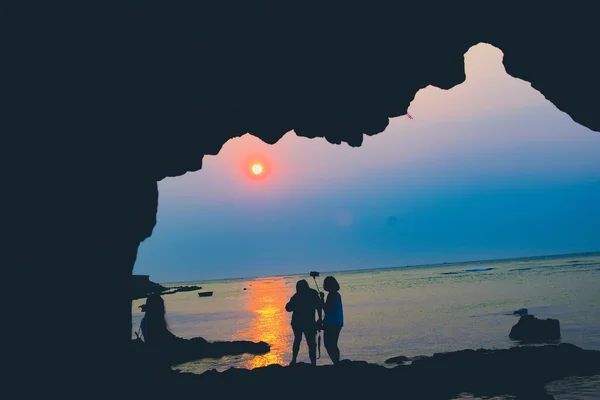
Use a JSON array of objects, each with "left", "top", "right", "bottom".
[
  {"left": 138, "top": 294, "right": 270, "bottom": 366},
  {"left": 285, "top": 279, "right": 323, "bottom": 366}
]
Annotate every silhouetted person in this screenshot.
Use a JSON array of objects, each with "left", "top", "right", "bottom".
[
  {"left": 140, "top": 294, "right": 183, "bottom": 347},
  {"left": 285, "top": 279, "right": 323, "bottom": 366},
  {"left": 139, "top": 294, "right": 270, "bottom": 365},
  {"left": 322, "top": 276, "right": 343, "bottom": 364}
]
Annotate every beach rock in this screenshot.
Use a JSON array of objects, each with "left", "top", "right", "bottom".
[
  {"left": 132, "top": 274, "right": 202, "bottom": 300},
  {"left": 384, "top": 355, "right": 409, "bottom": 364},
  {"left": 172, "top": 285, "right": 202, "bottom": 293},
  {"left": 408, "top": 355, "right": 430, "bottom": 362},
  {"left": 513, "top": 308, "right": 528, "bottom": 316},
  {"left": 514, "top": 386, "right": 556, "bottom": 400},
  {"left": 132, "top": 274, "right": 168, "bottom": 300},
  {"left": 134, "top": 337, "right": 271, "bottom": 367},
  {"left": 509, "top": 315, "right": 561, "bottom": 342},
  {"left": 159, "top": 343, "right": 599, "bottom": 400}
]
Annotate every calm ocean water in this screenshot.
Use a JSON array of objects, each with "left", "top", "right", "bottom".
[{"left": 132, "top": 252, "right": 600, "bottom": 399}]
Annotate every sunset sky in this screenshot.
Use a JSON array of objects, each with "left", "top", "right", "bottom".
[{"left": 134, "top": 44, "right": 600, "bottom": 283}]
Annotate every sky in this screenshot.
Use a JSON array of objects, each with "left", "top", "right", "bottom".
[{"left": 133, "top": 43, "right": 600, "bottom": 283}]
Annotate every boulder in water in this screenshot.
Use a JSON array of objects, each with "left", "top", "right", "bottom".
[
  {"left": 513, "top": 308, "right": 528, "bottom": 316},
  {"left": 509, "top": 315, "right": 560, "bottom": 342}
]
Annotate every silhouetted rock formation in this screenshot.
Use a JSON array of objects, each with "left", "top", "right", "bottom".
[
  {"left": 153, "top": 343, "right": 598, "bottom": 400},
  {"left": 132, "top": 337, "right": 270, "bottom": 367},
  {"left": 5, "top": 3, "right": 599, "bottom": 397},
  {"left": 513, "top": 308, "right": 529, "bottom": 316},
  {"left": 509, "top": 315, "right": 561, "bottom": 342},
  {"left": 132, "top": 275, "right": 167, "bottom": 300},
  {"left": 171, "top": 285, "right": 202, "bottom": 293},
  {"left": 132, "top": 275, "right": 201, "bottom": 300}
]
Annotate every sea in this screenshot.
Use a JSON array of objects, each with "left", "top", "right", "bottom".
[{"left": 132, "top": 252, "right": 600, "bottom": 399}]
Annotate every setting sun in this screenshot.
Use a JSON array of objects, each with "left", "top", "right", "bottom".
[
  {"left": 242, "top": 153, "right": 272, "bottom": 182},
  {"left": 251, "top": 163, "right": 263, "bottom": 175}
]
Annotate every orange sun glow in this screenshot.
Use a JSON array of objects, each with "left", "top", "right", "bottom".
[
  {"left": 243, "top": 155, "right": 271, "bottom": 181},
  {"left": 251, "top": 163, "right": 263, "bottom": 175}
]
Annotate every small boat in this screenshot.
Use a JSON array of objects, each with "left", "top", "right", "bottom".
[{"left": 197, "top": 291, "right": 213, "bottom": 297}]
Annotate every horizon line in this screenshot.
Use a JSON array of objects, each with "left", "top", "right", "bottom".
[{"left": 155, "top": 249, "right": 600, "bottom": 285}]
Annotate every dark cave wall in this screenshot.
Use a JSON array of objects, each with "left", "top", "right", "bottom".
[
  {"left": 486, "top": 10, "right": 598, "bottom": 134},
  {"left": 2, "top": 3, "right": 598, "bottom": 396}
]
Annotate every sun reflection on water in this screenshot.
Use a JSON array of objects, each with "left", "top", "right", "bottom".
[{"left": 236, "top": 277, "right": 293, "bottom": 369}]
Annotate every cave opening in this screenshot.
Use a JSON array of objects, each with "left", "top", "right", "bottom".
[
  {"left": 130, "top": 43, "right": 600, "bottom": 375},
  {"left": 5, "top": 4, "right": 599, "bottom": 396}
]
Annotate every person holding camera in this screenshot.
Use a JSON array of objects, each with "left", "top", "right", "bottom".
[{"left": 285, "top": 279, "right": 323, "bottom": 366}]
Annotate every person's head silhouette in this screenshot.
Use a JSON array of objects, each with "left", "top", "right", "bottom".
[
  {"left": 296, "top": 279, "right": 310, "bottom": 294},
  {"left": 323, "top": 276, "right": 340, "bottom": 292},
  {"left": 145, "top": 294, "right": 166, "bottom": 318}
]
